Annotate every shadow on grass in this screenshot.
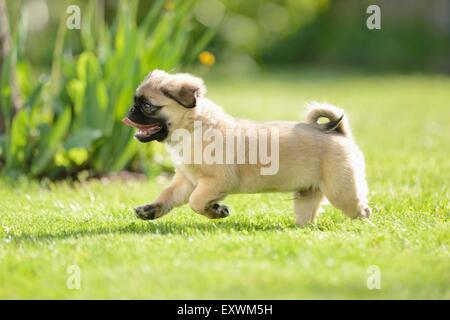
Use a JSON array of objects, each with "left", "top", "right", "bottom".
[{"left": 9, "top": 218, "right": 299, "bottom": 243}]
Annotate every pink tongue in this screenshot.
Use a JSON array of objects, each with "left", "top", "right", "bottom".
[
  {"left": 122, "top": 117, "right": 158, "bottom": 129},
  {"left": 122, "top": 117, "right": 134, "bottom": 127}
]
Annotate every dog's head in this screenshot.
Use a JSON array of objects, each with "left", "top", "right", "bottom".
[{"left": 122, "top": 70, "right": 206, "bottom": 142}]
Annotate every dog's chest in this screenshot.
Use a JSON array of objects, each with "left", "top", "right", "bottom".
[
  {"left": 176, "top": 164, "right": 200, "bottom": 186},
  {"left": 166, "top": 143, "right": 184, "bottom": 167},
  {"left": 166, "top": 143, "right": 198, "bottom": 185}
]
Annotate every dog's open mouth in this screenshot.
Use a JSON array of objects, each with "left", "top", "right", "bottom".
[{"left": 122, "top": 117, "right": 161, "bottom": 140}]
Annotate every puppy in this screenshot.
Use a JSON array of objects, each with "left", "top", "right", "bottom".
[{"left": 122, "top": 70, "right": 371, "bottom": 227}]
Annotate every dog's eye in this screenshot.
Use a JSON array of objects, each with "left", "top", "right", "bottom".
[{"left": 142, "top": 103, "right": 161, "bottom": 114}]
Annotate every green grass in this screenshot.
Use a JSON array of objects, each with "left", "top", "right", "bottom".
[{"left": 1, "top": 70, "right": 449, "bottom": 299}]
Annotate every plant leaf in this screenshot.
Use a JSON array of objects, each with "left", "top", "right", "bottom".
[{"left": 31, "top": 108, "right": 71, "bottom": 177}]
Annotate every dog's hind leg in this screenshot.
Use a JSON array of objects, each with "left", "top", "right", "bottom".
[
  {"left": 294, "top": 188, "right": 323, "bottom": 227},
  {"left": 320, "top": 156, "right": 371, "bottom": 220},
  {"left": 135, "top": 171, "right": 194, "bottom": 220}
]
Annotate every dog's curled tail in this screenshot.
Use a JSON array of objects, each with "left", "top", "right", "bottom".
[{"left": 306, "top": 102, "right": 351, "bottom": 136}]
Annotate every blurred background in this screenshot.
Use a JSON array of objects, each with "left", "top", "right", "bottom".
[{"left": 1, "top": 0, "right": 449, "bottom": 180}]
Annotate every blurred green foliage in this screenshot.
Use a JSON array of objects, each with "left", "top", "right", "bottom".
[
  {"left": 192, "top": 0, "right": 450, "bottom": 74},
  {"left": 0, "top": 0, "right": 211, "bottom": 179},
  {"left": 260, "top": 0, "right": 450, "bottom": 73},
  {"left": 200, "top": 0, "right": 327, "bottom": 74}
]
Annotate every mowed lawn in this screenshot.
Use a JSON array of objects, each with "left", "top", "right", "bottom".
[{"left": 0, "top": 70, "right": 449, "bottom": 299}]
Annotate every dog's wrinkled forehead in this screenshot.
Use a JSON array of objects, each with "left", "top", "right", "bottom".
[
  {"left": 136, "top": 70, "right": 168, "bottom": 94},
  {"left": 136, "top": 69, "right": 206, "bottom": 108}
]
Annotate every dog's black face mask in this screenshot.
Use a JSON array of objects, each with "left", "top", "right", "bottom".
[{"left": 122, "top": 95, "right": 169, "bottom": 143}]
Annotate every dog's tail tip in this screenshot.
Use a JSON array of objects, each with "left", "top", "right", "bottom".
[{"left": 305, "top": 102, "right": 351, "bottom": 136}]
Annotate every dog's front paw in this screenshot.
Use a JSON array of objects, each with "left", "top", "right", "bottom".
[
  {"left": 207, "top": 203, "right": 230, "bottom": 219},
  {"left": 134, "top": 203, "right": 163, "bottom": 220}
]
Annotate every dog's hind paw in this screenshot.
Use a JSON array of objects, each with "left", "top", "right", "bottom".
[{"left": 207, "top": 203, "right": 230, "bottom": 219}]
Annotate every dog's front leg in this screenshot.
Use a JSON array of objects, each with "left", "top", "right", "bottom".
[
  {"left": 135, "top": 171, "right": 194, "bottom": 220},
  {"left": 188, "top": 177, "right": 230, "bottom": 219}
]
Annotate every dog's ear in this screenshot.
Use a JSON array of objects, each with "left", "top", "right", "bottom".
[{"left": 161, "top": 74, "right": 206, "bottom": 108}]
